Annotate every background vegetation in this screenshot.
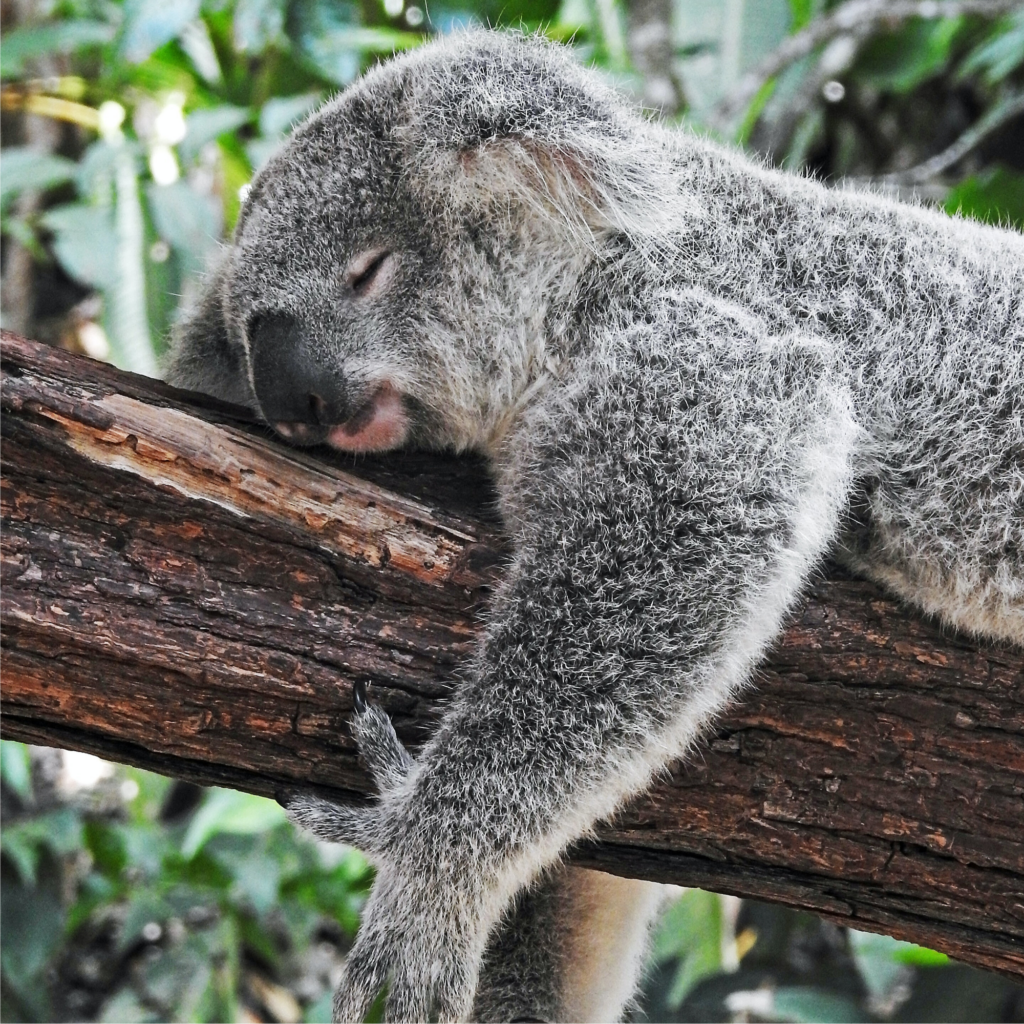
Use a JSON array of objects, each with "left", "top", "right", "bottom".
[{"left": 2, "top": 0, "right": 1024, "bottom": 1020}]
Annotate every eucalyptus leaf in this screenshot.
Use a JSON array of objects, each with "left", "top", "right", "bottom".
[
  {"left": 234, "top": 0, "right": 287, "bottom": 53},
  {"left": 41, "top": 202, "right": 119, "bottom": 290},
  {"left": 181, "top": 105, "right": 253, "bottom": 164},
  {"left": 146, "top": 180, "right": 221, "bottom": 275},
  {"left": 259, "top": 92, "right": 322, "bottom": 137},
  {"left": 0, "top": 148, "right": 77, "bottom": 209},
  {"left": 0, "top": 740, "right": 33, "bottom": 803},
  {"left": 772, "top": 986, "right": 865, "bottom": 1023},
  {"left": 120, "top": 0, "right": 201, "bottom": 63},
  {"left": 181, "top": 788, "right": 287, "bottom": 859},
  {"left": 0, "top": 20, "right": 115, "bottom": 77}
]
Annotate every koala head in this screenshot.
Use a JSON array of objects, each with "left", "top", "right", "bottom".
[{"left": 171, "top": 31, "right": 672, "bottom": 454}]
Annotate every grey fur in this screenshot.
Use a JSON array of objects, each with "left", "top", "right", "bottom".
[{"left": 166, "top": 29, "right": 1024, "bottom": 1023}]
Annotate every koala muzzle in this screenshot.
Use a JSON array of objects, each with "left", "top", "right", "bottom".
[{"left": 248, "top": 312, "right": 346, "bottom": 444}]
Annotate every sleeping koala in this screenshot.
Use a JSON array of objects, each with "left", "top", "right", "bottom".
[{"left": 167, "top": 29, "right": 1024, "bottom": 1023}]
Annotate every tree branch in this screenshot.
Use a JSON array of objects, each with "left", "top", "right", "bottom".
[{"left": 2, "top": 333, "right": 1022, "bottom": 979}]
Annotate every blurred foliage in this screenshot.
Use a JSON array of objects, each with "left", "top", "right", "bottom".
[
  {"left": 1, "top": 741, "right": 371, "bottom": 1022},
  {"left": 3, "top": 0, "right": 1024, "bottom": 1021}
]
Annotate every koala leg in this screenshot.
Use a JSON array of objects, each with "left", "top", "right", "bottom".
[
  {"left": 473, "top": 866, "right": 666, "bottom": 1024},
  {"left": 292, "top": 701, "right": 665, "bottom": 1024},
  {"left": 289, "top": 303, "right": 859, "bottom": 1023}
]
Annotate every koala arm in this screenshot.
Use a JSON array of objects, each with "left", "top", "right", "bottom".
[
  {"left": 289, "top": 291, "right": 859, "bottom": 1023},
  {"left": 163, "top": 257, "right": 255, "bottom": 409}
]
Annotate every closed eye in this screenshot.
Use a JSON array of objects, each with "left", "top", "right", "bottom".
[{"left": 346, "top": 249, "right": 393, "bottom": 296}]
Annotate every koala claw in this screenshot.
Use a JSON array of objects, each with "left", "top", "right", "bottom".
[{"left": 352, "top": 677, "right": 368, "bottom": 714}]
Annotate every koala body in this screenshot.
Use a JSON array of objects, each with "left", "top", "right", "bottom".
[{"left": 168, "top": 30, "right": 1024, "bottom": 1023}]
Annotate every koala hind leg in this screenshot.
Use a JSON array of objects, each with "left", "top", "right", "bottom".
[{"left": 473, "top": 866, "right": 666, "bottom": 1024}]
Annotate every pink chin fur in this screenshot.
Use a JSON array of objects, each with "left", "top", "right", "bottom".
[{"left": 326, "top": 384, "right": 408, "bottom": 453}]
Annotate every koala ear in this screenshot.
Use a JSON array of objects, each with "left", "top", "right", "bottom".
[
  {"left": 164, "top": 254, "right": 254, "bottom": 408},
  {"left": 398, "top": 35, "right": 690, "bottom": 246}
]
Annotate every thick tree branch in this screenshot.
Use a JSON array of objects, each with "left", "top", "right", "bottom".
[{"left": 2, "top": 334, "right": 1022, "bottom": 979}]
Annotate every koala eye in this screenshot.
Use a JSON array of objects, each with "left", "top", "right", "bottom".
[{"left": 346, "top": 248, "right": 393, "bottom": 297}]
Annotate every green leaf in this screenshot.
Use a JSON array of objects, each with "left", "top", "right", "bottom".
[
  {"left": 0, "top": 148, "right": 77, "bottom": 209},
  {"left": 181, "top": 788, "right": 287, "bottom": 859},
  {"left": 0, "top": 20, "right": 115, "bottom": 78},
  {"left": 146, "top": 179, "right": 221, "bottom": 275},
  {"left": 787, "top": 0, "right": 814, "bottom": 32},
  {"left": 120, "top": 0, "right": 201, "bottom": 63},
  {"left": 1, "top": 807, "right": 84, "bottom": 862},
  {"left": 1, "top": 830, "right": 40, "bottom": 885},
  {"left": 0, "top": 740, "right": 32, "bottom": 803},
  {"left": 40, "top": 202, "right": 119, "bottom": 289},
  {"left": 234, "top": 0, "right": 287, "bottom": 53},
  {"left": 0, "top": 867, "right": 65, "bottom": 1007},
  {"left": 97, "top": 988, "right": 161, "bottom": 1023},
  {"left": 960, "top": 10, "right": 1024, "bottom": 84},
  {"left": 771, "top": 986, "right": 865, "bottom": 1023},
  {"left": 259, "top": 92, "right": 322, "bottom": 137},
  {"left": 945, "top": 164, "right": 1024, "bottom": 229},
  {"left": 856, "top": 17, "right": 963, "bottom": 94},
  {"left": 650, "top": 889, "right": 722, "bottom": 1008},
  {"left": 849, "top": 928, "right": 947, "bottom": 995},
  {"left": 180, "top": 104, "right": 253, "bottom": 163},
  {"left": 291, "top": 0, "right": 419, "bottom": 84}
]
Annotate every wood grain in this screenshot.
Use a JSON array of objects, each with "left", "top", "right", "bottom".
[{"left": 2, "top": 333, "right": 1021, "bottom": 978}]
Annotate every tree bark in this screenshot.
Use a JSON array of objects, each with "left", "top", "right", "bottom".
[{"left": 2, "top": 333, "right": 1022, "bottom": 979}]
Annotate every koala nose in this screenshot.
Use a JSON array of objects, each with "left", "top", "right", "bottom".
[{"left": 248, "top": 313, "right": 347, "bottom": 436}]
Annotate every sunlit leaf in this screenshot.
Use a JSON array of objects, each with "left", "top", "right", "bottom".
[
  {"left": 0, "top": 20, "right": 115, "bottom": 78},
  {"left": 181, "top": 788, "right": 287, "bottom": 859},
  {"left": 40, "top": 204, "right": 116, "bottom": 288},
  {"left": 787, "top": 0, "right": 814, "bottom": 31},
  {"left": 180, "top": 104, "right": 253, "bottom": 164},
  {"left": 234, "top": 0, "right": 287, "bottom": 53},
  {"left": 259, "top": 91, "right": 322, "bottom": 136},
  {"left": 772, "top": 986, "right": 864, "bottom": 1023},
  {"left": 848, "top": 929, "right": 908, "bottom": 1001},
  {"left": 849, "top": 928, "right": 948, "bottom": 996},
  {"left": 945, "top": 164, "right": 1024, "bottom": 229},
  {"left": 650, "top": 888, "right": 722, "bottom": 1008},
  {"left": 960, "top": 10, "right": 1024, "bottom": 84},
  {"left": 0, "top": 740, "right": 33, "bottom": 803},
  {"left": 120, "top": 0, "right": 201, "bottom": 63},
  {"left": 0, "top": 148, "right": 77, "bottom": 209}
]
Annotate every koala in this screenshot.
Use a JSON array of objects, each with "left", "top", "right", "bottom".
[{"left": 166, "top": 29, "right": 1024, "bottom": 1024}]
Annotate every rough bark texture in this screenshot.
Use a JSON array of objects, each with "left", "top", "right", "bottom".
[{"left": 2, "top": 333, "right": 1022, "bottom": 979}]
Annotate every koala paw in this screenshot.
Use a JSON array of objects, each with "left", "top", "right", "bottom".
[
  {"left": 287, "top": 694, "right": 486, "bottom": 1022},
  {"left": 333, "top": 868, "right": 480, "bottom": 1022},
  {"left": 285, "top": 694, "right": 413, "bottom": 853}
]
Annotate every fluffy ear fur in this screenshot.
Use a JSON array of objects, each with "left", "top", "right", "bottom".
[
  {"left": 391, "top": 32, "right": 699, "bottom": 250},
  {"left": 164, "top": 254, "right": 254, "bottom": 408}
]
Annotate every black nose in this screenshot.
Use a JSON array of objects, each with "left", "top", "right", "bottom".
[{"left": 248, "top": 313, "right": 347, "bottom": 429}]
